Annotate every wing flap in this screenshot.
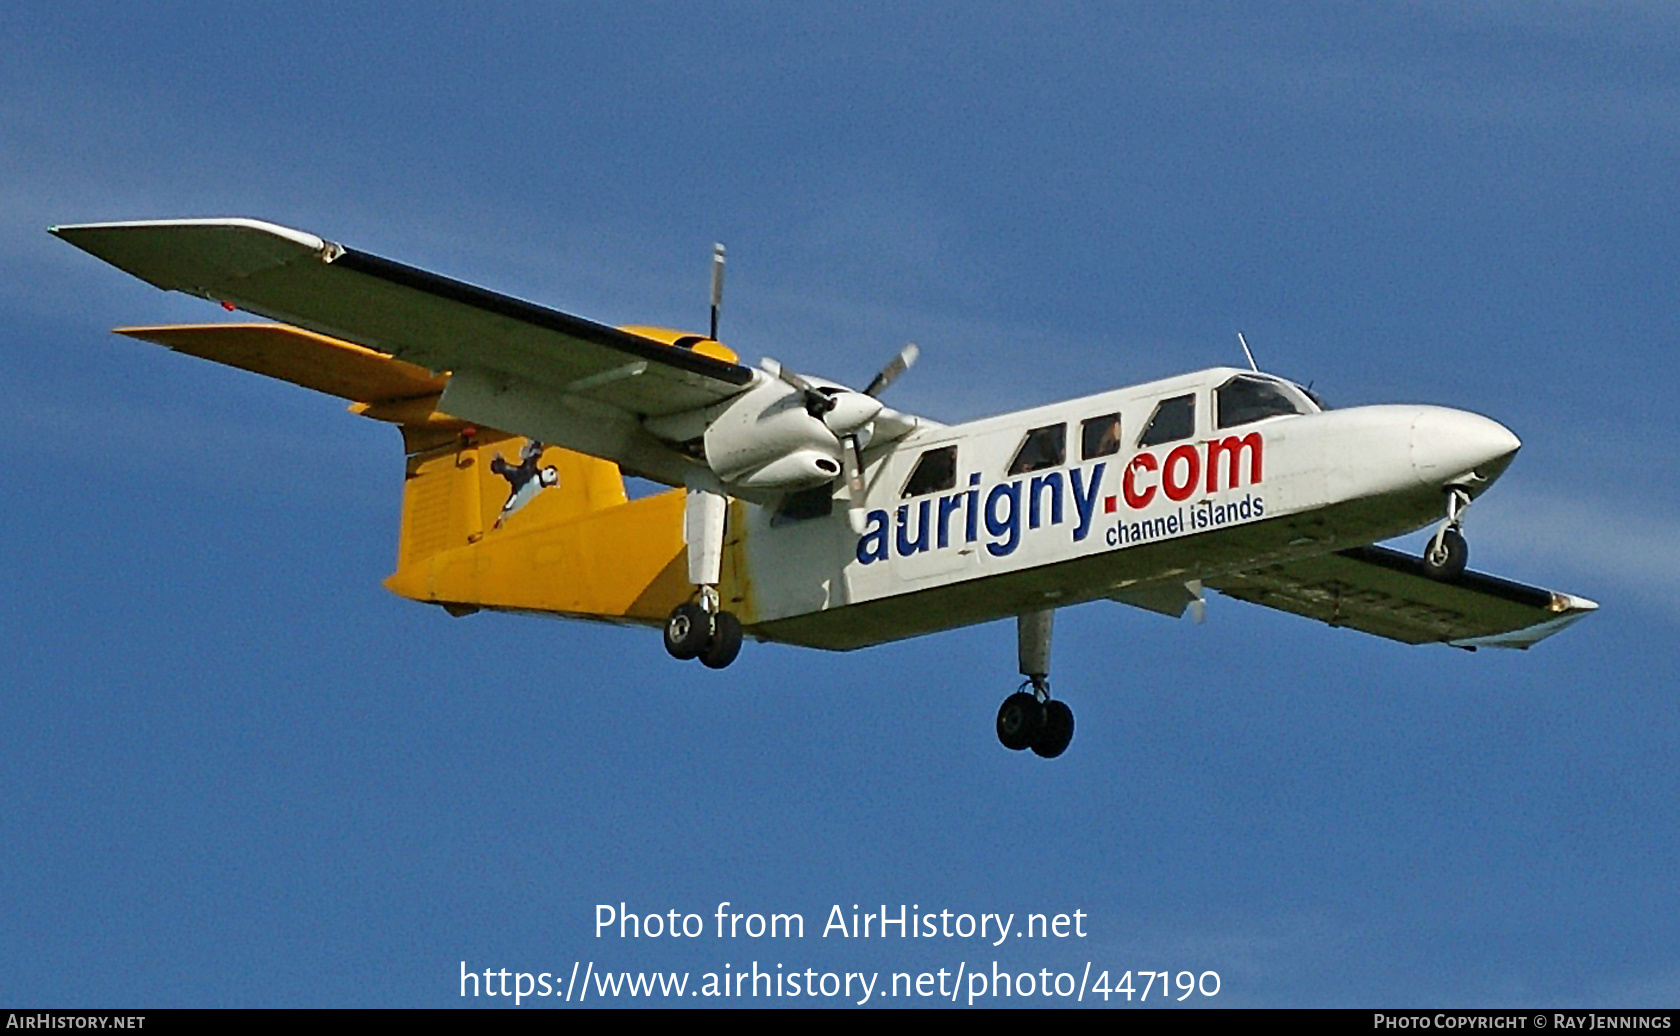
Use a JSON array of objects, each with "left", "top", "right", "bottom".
[
  {"left": 1207, "top": 545, "right": 1597, "bottom": 649},
  {"left": 51, "top": 219, "right": 755, "bottom": 417}
]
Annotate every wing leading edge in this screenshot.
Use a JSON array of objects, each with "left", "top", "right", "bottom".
[
  {"left": 50, "top": 219, "right": 753, "bottom": 406},
  {"left": 1206, "top": 545, "right": 1598, "bottom": 649}
]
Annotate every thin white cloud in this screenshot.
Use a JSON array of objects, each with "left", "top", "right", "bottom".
[{"left": 1475, "top": 487, "right": 1680, "bottom": 616}]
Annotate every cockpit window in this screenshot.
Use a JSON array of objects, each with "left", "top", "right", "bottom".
[
  {"left": 1081, "top": 413, "right": 1122, "bottom": 460},
  {"left": 1007, "top": 424, "right": 1067, "bottom": 475},
  {"left": 1137, "top": 394, "right": 1196, "bottom": 447},
  {"left": 902, "top": 445, "right": 958, "bottom": 497},
  {"left": 1216, "top": 375, "right": 1312, "bottom": 429}
]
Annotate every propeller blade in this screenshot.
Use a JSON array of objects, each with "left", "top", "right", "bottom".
[
  {"left": 864, "top": 342, "right": 919, "bottom": 398},
  {"left": 762, "top": 357, "right": 807, "bottom": 391},
  {"left": 843, "top": 434, "right": 868, "bottom": 533},
  {"left": 709, "top": 243, "right": 726, "bottom": 340}
]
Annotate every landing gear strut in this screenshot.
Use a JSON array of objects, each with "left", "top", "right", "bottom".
[
  {"left": 1423, "top": 487, "right": 1472, "bottom": 582},
  {"left": 664, "top": 487, "right": 745, "bottom": 669},
  {"left": 996, "top": 610, "right": 1074, "bottom": 758}
]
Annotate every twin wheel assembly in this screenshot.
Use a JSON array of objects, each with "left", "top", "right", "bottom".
[
  {"left": 996, "top": 683, "right": 1075, "bottom": 759},
  {"left": 663, "top": 601, "right": 743, "bottom": 669},
  {"left": 995, "top": 609, "right": 1074, "bottom": 759},
  {"left": 667, "top": 487, "right": 744, "bottom": 670}
]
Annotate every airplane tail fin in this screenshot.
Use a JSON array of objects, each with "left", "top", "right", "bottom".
[
  {"left": 384, "top": 422, "right": 691, "bottom": 625},
  {"left": 118, "top": 323, "right": 694, "bottom": 625}
]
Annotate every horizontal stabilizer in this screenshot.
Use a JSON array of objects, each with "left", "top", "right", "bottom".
[
  {"left": 118, "top": 323, "right": 446, "bottom": 405},
  {"left": 1208, "top": 544, "right": 1597, "bottom": 649}
]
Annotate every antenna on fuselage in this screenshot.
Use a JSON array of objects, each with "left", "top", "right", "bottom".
[
  {"left": 709, "top": 243, "right": 726, "bottom": 340},
  {"left": 1236, "top": 331, "right": 1259, "bottom": 372}
]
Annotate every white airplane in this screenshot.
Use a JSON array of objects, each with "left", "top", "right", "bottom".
[{"left": 51, "top": 218, "right": 1597, "bottom": 759}]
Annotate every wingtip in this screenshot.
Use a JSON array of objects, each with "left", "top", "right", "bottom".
[{"left": 1553, "top": 592, "right": 1599, "bottom": 615}]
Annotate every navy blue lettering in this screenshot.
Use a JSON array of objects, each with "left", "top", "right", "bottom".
[
  {"left": 1028, "top": 471, "right": 1063, "bottom": 529},
  {"left": 936, "top": 493, "right": 963, "bottom": 549},
  {"left": 895, "top": 500, "right": 932, "bottom": 556},
  {"left": 1069, "top": 462, "right": 1105, "bottom": 542},
  {"left": 964, "top": 473, "right": 981, "bottom": 544},
  {"left": 856, "top": 509, "right": 890, "bottom": 564},
  {"left": 985, "top": 482, "right": 1021, "bottom": 557}
]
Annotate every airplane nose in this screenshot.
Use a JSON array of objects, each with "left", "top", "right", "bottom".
[{"left": 1411, "top": 408, "right": 1522, "bottom": 492}]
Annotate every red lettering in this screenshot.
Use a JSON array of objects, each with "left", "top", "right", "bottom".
[
  {"left": 1163, "top": 444, "right": 1200, "bottom": 502},
  {"left": 1123, "top": 453, "right": 1157, "bottom": 509},
  {"left": 1206, "top": 433, "right": 1263, "bottom": 492}
]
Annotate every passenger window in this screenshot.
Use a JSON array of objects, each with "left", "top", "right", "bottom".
[
  {"left": 1081, "top": 413, "right": 1122, "bottom": 459},
  {"left": 1007, "top": 424, "right": 1066, "bottom": 475},
  {"left": 1216, "top": 375, "right": 1309, "bottom": 428},
  {"left": 1138, "top": 395, "right": 1195, "bottom": 447},
  {"left": 902, "top": 445, "right": 958, "bottom": 497}
]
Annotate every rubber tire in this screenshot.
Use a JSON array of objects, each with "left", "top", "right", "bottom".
[
  {"left": 996, "top": 692, "right": 1043, "bottom": 751},
  {"left": 663, "top": 602, "right": 711, "bottom": 660},
  {"left": 1031, "top": 700, "right": 1075, "bottom": 759},
  {"left": 699, "top": 611, "right": 744, "bottom": 669},
  {"left": 1422, "top": 528, "right": 1468, "bottom": 582}
]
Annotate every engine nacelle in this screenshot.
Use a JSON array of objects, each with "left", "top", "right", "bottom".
[
  {"left": 730, "top": 448, "right": 843, "bottom": 490},
  {"left": 702, "top": 380, "right": 843, "bottom": 490}
]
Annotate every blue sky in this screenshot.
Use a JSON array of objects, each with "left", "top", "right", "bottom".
[{"left": 4, "top": 2, "right": 1677, "bottom": 1007}]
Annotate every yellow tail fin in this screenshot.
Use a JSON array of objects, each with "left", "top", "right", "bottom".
[
  {"left": 118, "top": 322, "right": 703, "bottom": 626},
  {"left": 384, "top": 427, "right": 694, "bottom": 625}
]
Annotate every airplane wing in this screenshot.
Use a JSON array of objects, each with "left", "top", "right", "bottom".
[
  {"left": 52, "top": 218, "right": 759, "bottom": 484},
  {"left": 1205, "top": 545, "right": 1598, "bottom": 649}
]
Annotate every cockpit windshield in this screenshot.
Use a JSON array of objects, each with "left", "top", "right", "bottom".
[{"left": 1215, "top": 375, "right": 1318, "bottom": 429}]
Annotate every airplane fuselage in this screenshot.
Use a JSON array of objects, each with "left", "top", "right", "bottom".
[{"left": 741, "top": 366, "right": 1520, "bottom": 649}]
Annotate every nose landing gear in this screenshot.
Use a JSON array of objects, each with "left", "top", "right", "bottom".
[{"left": 1423, "top": 487, "right": 1472, "bottom": 581}]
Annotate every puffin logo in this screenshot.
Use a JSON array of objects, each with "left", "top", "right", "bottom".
[{"left": 490, "top": 439, "right": 560, "bottom": 529}]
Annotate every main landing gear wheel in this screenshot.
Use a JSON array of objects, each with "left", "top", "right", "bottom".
[
  {"left": 664, "top": 601, "right": 745, "bottom": 669},
  {"left": 699, "top": 611, "right": 743, "bottom": 669},
  {"left": 1032, "top": 700, "right": 1075, "bottom": 759},
  {"left": 997, "top": 683, "right": 1076, "bottom": 758},
  {"left": 1422, "top": 527, "right": 1468, "bottom": 582},
  {"left": 996, "top": 691, "right": 1042, "bottom": 751},
  {"left": 663, "top": 602, "right": 711, "bottom": 660}
]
